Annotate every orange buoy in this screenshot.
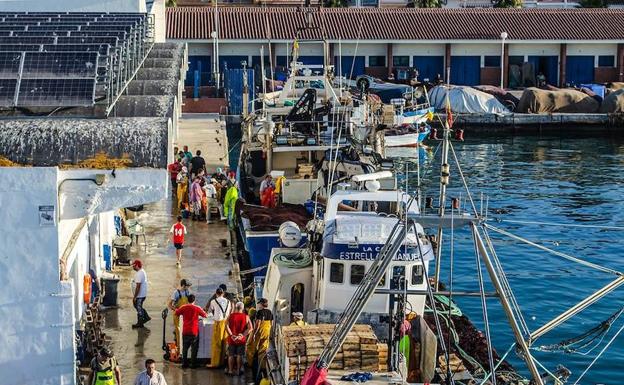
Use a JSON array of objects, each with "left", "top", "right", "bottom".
[{"left": 83, "top": 274, "right": 92, "bottom": 304}]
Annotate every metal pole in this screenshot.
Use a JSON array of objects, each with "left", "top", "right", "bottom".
[
  {"left": 500, "top": 39, "right": 504, "bottom": 89},
  {"left": 530, "top": 275, "right": 624, "bottom": 344},
  {"left": 471, "top": 223, "right": 545, "bottom": 385},
  {"left": 433, "top": 120, "right": 450, "bottom": 290}
]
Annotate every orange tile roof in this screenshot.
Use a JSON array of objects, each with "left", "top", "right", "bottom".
[{"left": 166, "top": 7, "right": 624, "bottom": 41}]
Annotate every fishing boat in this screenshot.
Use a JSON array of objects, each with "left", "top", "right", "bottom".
[{"left": 236, "top": 40, "right": 394, "bottom": 277}]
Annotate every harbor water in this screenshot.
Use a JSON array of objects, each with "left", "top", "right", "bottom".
[{"left": 399, "top": 133, "right": 624, "bottom": 384}]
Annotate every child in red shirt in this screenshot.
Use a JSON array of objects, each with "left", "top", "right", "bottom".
[{"left": 169, "top": 215, "right": 187, "bottom": 268}]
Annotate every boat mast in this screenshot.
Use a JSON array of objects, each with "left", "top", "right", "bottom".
[
  {"left": 472, "top": 224, "right": 545, "bottom": 385},
  {"left": 433, "top": 113, "right": 450, "bottom": 290}
]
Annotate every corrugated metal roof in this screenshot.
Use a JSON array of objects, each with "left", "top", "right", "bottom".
[{"left": 166, "top": 7, "right": 624, "bottom": 41}]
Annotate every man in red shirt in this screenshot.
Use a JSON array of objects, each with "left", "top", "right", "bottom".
[
  {"left": 174, "top": 294, "right": 207, "bottom": 368},
  {"left": 169, "top": 215, "right": 187, "bottom": 268},
  {"left": 225, "top": 302, "right": 253, "bottom": 376}
]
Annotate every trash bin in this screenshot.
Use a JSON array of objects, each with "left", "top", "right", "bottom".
[
  {"left": 113, "top": 236, "right": 132, "bottom": 265},
  {"left": 102, "top": 275, "right": 120, "bottom": 307}
]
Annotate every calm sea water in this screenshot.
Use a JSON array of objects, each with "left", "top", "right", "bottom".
[{"left": 397, "top": 134, "right": 624, "bottom": 385}]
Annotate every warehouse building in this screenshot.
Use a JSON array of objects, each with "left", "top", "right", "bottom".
[{"left": 167, "top": 7, "right": 624, "bottom": 89}]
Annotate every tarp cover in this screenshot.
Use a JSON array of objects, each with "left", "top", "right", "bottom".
[
  {"left": 516, "top": 87, "right": 600, "bottom": 113},
  {"left": 472, "top": 85, "right": 520, "bottom": 110},
  {"left": 599, "top": 89, "right": 624, "bottom": 113},
  {"left": 607, "top": 82, "right": 624, "bottom": 90},
  {"left": 429, "top": 85, "right": 510, "bottom": 115}
]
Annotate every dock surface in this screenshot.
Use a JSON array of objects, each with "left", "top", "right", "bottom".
[{"left": 101, "top": 116, "right": 245, "bottom": 385}]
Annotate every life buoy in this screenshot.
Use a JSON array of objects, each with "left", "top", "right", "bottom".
[{"left": 83, "top": 274, "right": 92, "bottom": 304}]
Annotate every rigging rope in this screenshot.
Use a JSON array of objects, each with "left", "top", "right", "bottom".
[
  {"left": 484, "top": 223, "right": 622, "bottom": 276},
  {"left": 493, "top": 219, "right": 624, "bottom": 231}
]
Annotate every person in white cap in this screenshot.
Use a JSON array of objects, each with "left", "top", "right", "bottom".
[{"left": 290, "top": 312, "right": 307, "bottom": 327}]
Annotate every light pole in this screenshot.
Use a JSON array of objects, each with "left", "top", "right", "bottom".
[{"left": 500, "top": 31, "right": 508, "bottom": 90}]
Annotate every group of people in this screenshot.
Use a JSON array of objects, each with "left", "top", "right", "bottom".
[
  {"left": 167, "top": 145, "right": 239, "bottom": 224},
  {"left": 89, "top": 349, "right": 167, "bottom": 385},
  {"left": 167, "top": 280, "right": 275, "bottom": 383}
]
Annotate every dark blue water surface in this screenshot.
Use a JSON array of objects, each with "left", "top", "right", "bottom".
[{"left": 402, "top": 135, "right": 624, "bottom": 385}]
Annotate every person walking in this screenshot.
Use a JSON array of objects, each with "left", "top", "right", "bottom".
[
  {"left": 225, "top": 302, "right": 253, "bottom": 376},
  {"left": 182, "top": 145, "right": 193, "bottom": 163},
  {"left": 133, "top": 358, "right": 167, "bottom": 385},
  {"left": 169, "top": 215, "right": 187, "bottom": 268},
  {"left": 88, "top": 347, "right": 121, "bottom": 385},
  {"left": 175, "top": 294, "right": 207, "bottom": 368},
  {"left": 167, "top": 279, "right": 193, "bottom": 346},
  {"left": 176, "top": 167, "right": 189, "bottom": 212},
  {"left": 206, "top": 287, "right": 232, "bottom": 368},
  {"left": 131, "top": 260, "right": 150, "bottom": 328}
]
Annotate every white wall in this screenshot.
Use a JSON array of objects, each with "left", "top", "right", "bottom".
[
  {"left": 220, "top": 43, "right": 269, "bottom": 56},
  {"left": 275, "top": 42, "right": 324, "bottom": 56},
  {"left": 337, "top": 43, "right": 386, "bottom": 56},
  {"left": 58, "top": 169, "right": 167, "bottom": 220},
  {"left": 393, "top": 43, "right": 445, "bottom": 56},
  {"left": 567, "top": 43, "right": 617, "bottom": 56},
  {"left": 0, "top": 167, "right": 76, "bottom": 385},
  {"left": 452, "top": 43, "right": 499, "bottom": 56},
  {"left": 0, "top": 0, "right": 146, "bottom": 11},
  {"left": 188, "top": 43, "right": 213, "bottom": 56},
  {"left": 509, "top": 43, "right": 560, "bottom": 56},
  {"left": 151, "top": 0, "right": 166, "bottom": 43}
]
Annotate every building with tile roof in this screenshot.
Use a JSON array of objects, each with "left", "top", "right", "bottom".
[{"left": 168, "top": 7, "right": 624, "bottom": 88}]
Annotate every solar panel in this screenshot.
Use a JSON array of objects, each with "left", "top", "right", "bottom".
[
  {"left": 17, "top": 78, "right": 96, "bottom": 106},
  {"left": 0, "top": 52, "right": 21, "bottom": 79},
  {"left": 0, "top": 78, "right": 17, "bottom": 105},
  {"left": 27, "top": 25, "right": 81, "bottom": 31},
  {"left": 43, "top": 44, "right": 110, "bottom": 57},
  {"left": 0, "top": 44, "right": 42, "bottom": 52},
  {"left": 11, "top": 31, "right": 69, "bottom": 37},
  {"left": 0, "top": 36, "right": 57, "bottom": 44},
  {"left": 0, "top": 12, "right": 151, "bottom": 109},
  {"left": 21, "top": 51, "right": 98, "bottom": 78}
]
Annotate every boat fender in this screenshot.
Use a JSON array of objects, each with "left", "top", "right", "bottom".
[
  {"left": 451, "top": 197, "right": 460, "bottom": 210},
  {"left": 425, "top": 197, "right": 434, "bottom": 209},
  {"left": 429, "top": 128, "right": 438, "bottom": 140},
  {"left": 455, "top": 128, "right": 464, "bottom": 141}
]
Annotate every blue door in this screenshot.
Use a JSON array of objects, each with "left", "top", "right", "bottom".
[
  {"left": 528, "top": 56, "right": 559, "bottom": 86},
  {"left": 334, "top": 56, "right": 365, "bottom": 78},
  {"left": 450, "top": 56, "right": 480, "bottom": 86},
  {"left": 186, "top": 55, "right": 211, "bottom": 86},
  {"left": 413, "top": 56, "right": 444, "bottom": 82},
  {"left": 219, "top": 55, "right": 249, "bottom": 71},
  {"left": 566, "top": 56, "right": 594, "bottom": 86}
]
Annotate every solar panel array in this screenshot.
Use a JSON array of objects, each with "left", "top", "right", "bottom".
[{"left": 0, "top": 12, "right": 153, "bottom": 108}]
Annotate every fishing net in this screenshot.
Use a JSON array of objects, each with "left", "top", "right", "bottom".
[{"left": 536, "top": 307, "right": 624, "bottom": 355}]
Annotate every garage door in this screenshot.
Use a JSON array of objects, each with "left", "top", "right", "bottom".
[
  {"left": 413, "top": 56, "right": 444, "bottom": 82},
  {"left": 186, "top": 55, "right": 211, "bottom": 86},
  {"left": 528, "top": 56, "right": 559, "bottom": 86},
  {"left": 334, "top": 56, "right": 365, "bottom": 78},
  {"left": 450, "top": 56, "right": 480, "bottom": 86},
  {"left": 566, "top": 56, "right": 594, "bottom": 86},
  {"left": 219, "top": 55, "right": 249, "bottom": 71}
]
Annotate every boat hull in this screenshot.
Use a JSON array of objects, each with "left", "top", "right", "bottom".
[{"left": 384, "top": 130, "right": 430, "bottom": 147}]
